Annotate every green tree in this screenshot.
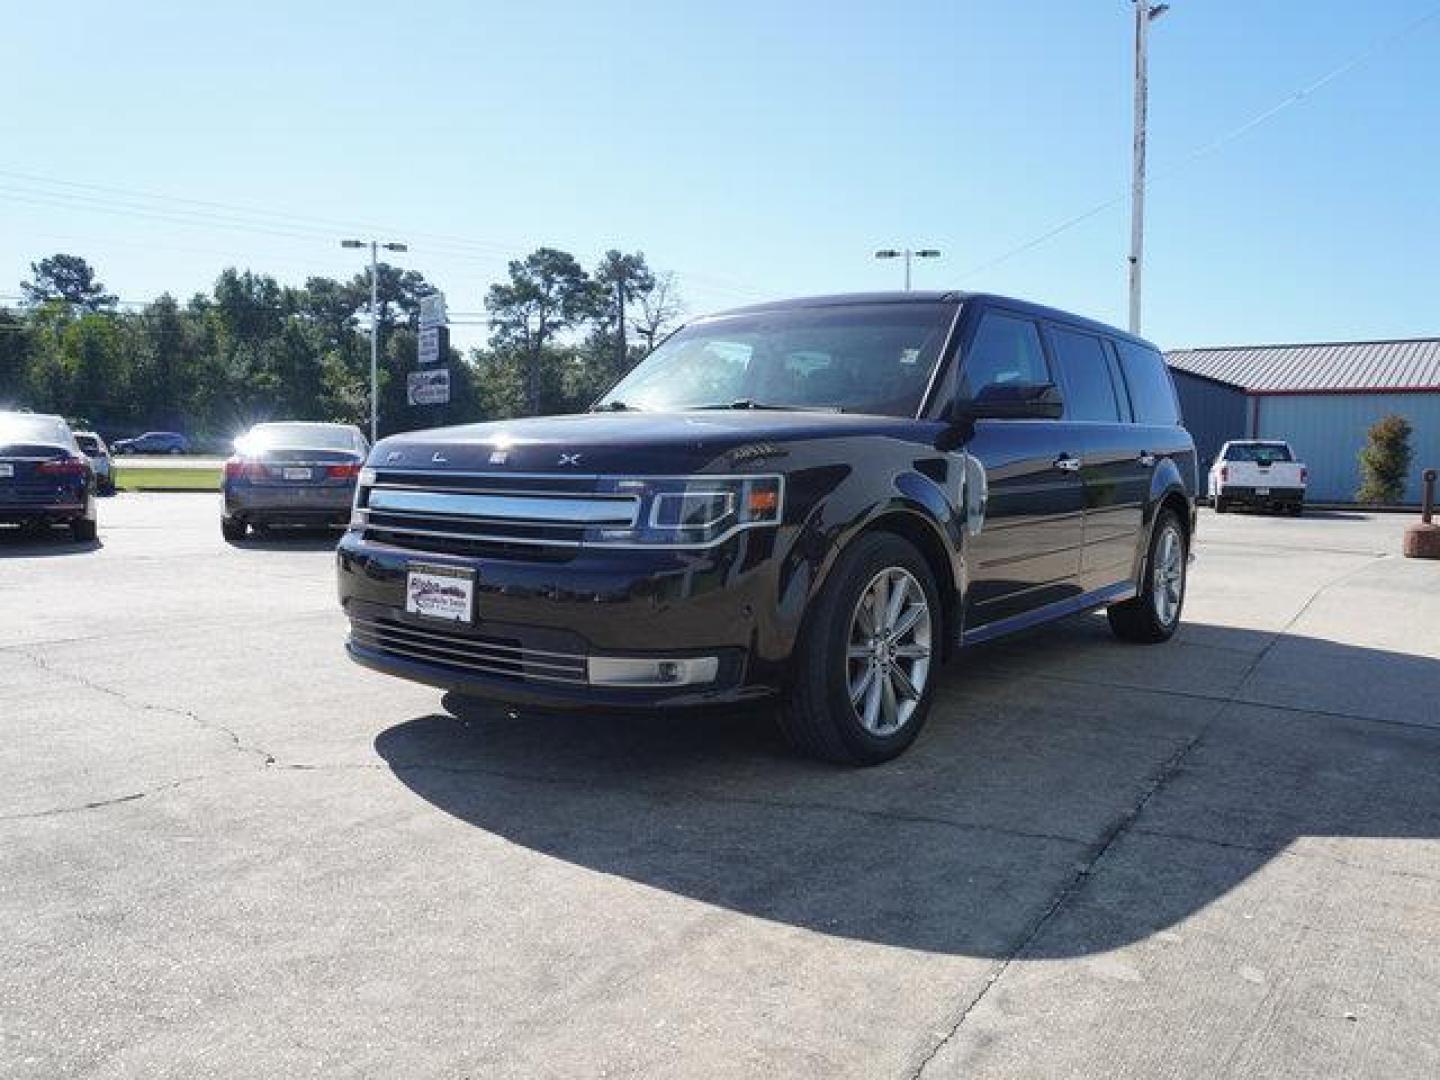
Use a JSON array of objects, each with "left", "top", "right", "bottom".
[
  {"left": 486, "top": 248, "right": 604, "bottom": 414},
  {"left": 1356, "top": 414, "right": 1414, "bottom": 504},
  {"left": 21, "top": 254, "right": 117, "bottom": 311},
  {"left": 593, "top": 249, "right": 654, "bottom": 377}
]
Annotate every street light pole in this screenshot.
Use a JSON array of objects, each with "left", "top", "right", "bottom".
[
  {"left": 874, "top": 248, "right": 942, "bottom": 291},
  {"left": 1129, "top": 2, "right": 1169, "bottom": 335},
  {"left": 341, "top": 238, "right": 408, "bottom": 442}
]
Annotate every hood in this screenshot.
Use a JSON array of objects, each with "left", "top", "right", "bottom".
[{"left": 369, "top": 410, "right": 926, "bottom": 474}]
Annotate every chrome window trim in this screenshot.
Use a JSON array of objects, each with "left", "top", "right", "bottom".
[{"left": 915, "top": 299, "right": 969, "bottom": 419}]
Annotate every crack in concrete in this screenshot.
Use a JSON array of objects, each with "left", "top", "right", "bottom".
[
  {"left": 8, "top": 647, "right": 277, "bottom": 768},
  {"left": 0, "top": 777, "right": 206, "bottom": 822},
  {"left": 905, "top": 553, "right": 1386, "bottom": 1078}
]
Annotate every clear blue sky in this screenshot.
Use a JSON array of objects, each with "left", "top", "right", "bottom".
[{"left": 2, "top": 0, "right": 1437, "bottom": 349}]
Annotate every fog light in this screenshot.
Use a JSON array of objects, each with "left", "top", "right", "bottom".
[{"left": 587, "top": 656, "right": 719, "bottom": 687}]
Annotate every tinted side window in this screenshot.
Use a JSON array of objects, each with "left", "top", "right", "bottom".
[
  {"left": 959, "top": 312, "right": 1049, "bottom": 398},
  {"left": 1049, "top": 327, "right": 1120, "bottom": 422},
  {"left": 1114, "top": 340, "right": 1180, "bottom": 424}
]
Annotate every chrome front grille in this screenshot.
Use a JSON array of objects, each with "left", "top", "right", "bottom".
[
  {"left": 348, "top": 615, "right": 588, "bottom": 685},
  {"left": 354, "top": 471, "right": 636, "bottom": 557}
]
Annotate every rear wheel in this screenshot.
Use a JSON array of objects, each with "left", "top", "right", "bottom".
[
  {"left": 1108, "top": 509, "right": 1187, "bottom": 644},
  {"left": 221, "top": 518, "right": 247, "bottom": 543},
  {"left": 1213, "top": 495, "right": 1227, "bottom": 514},
  {"left": 71, "top": 517, "right": 97, "bottom": 543},
  {"left": 778, "top": 532, "right": 940, "bottom": 766}
]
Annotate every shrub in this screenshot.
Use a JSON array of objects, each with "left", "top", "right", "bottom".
[{"left": 1356, "top": 414, "right": 1413, "bottom": 504}]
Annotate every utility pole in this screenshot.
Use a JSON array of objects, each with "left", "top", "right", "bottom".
[
  {"left": 874, "top": 248, "right": 942, "bottom": 290},
  {"left": 341, "top": 238, "right": 408, "bottom": 442},
  {"left": 616, "top": 276, "right": 627, "bottom": 375},
  {"left": 1130, "top": 2, "right": 1169, "bottom": 335}
]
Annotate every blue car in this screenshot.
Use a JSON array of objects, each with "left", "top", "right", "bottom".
[
  {"left": 0, "top": 412, "right": 98, "bottom": 542},
  {"left": 113, "top": 431, "right": 189, "bottom": 455},
  {"left": 222, "top": 421, "right": 368, "bottom": 542}
]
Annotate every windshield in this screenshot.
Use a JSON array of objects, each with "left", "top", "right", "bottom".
[
  {"left": 1224, "top": 442, "right": 1293, "bottom": 464},
  {"left": 0, "top": 413, "right": 72, "bottom": 447},
  {"left": 242, "top": 423, "right": 360, "bottom": 452},
  {"left": 596, "top": 302, "right": 956, "bottom": 417}
]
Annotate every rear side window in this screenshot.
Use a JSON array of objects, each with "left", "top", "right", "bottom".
[
  {"left": 959, "top": 312, "right": 1049, "bottom": 398},
  {"left": 75, "top": 434, "right": 100, "bottom": 453},
  {"left": 1049, "top": 326, "right": 1121, "bottom": 422},
  {"left": 1114, "top": 340, "right": 1180, "bottom": 424}
]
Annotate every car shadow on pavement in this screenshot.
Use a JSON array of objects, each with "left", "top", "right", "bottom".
[
  {"left": 373, "top": 618, "right": 1440, "bottom": 958},
  {"left": 0, "top": 528, "right": 102, "bottom": 556}
]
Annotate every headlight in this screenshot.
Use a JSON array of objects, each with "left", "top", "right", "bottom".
[{"left": 586, "top": 475, "right": 783, "bottom": 546}]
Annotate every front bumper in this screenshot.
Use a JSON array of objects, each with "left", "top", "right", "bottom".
[{"left": 336, "top": 528, "right": 788, "bottom": 710}]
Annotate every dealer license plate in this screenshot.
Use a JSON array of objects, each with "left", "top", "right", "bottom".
[
  {"left": 1255, "top": 487, "right": 1270, "bottom": 496},
  {"left": 0, "top": 464, "right": 12, "bottom": 478},
  {"left": 405, "top": 563, "right": 475, "bottom": 623},
  {"left": 282, "top": 466, "right": 312, "bottom": 481}
]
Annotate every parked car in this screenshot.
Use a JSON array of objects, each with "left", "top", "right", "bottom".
[
  {"left": 1209, "top": 440, "right": 1306, "bottom": 515},
  {"left": 222, "top": 421, "right": 369, "bottom": 542},
  {"left": 72, "top": 431, "right": 115, "bottom": 494},
  {"left": 0, "top": 411, "right": 98, "bottom": 542},
  {"left": 113, "top": 431, "right": 189, "bottom": 455},
  {"left": 336, "top": 291, "right": 1197, "bottom": 764}
]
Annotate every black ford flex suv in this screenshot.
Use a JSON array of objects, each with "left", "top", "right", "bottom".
[{"left": 338, "top": 292, "right": 1197, "bottom": 764}]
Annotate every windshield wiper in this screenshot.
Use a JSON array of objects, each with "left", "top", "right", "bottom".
[
  {"left": 693, "top": 399, "right": 843, "bottom": 413},
  {"left": 597, "top": 400, "right": 640, "bottom": 412}
]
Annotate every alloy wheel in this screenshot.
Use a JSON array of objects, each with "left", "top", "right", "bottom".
[
  {"left": 1152, "top": 525, "right": 1185, "bottom": 627},
  {"left": 845, "top": 567, "right": 932, "bottom": 736}
]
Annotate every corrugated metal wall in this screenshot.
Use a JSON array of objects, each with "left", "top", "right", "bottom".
[
  {"left": 1170, "top": 370, "right": 1249, "bottom": 468},
  {"left": 1256, "top": 393, "right": 1440, "bottom": 503}
]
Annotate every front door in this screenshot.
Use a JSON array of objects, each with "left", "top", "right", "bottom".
[{"left": 957, "top": 310, "right": 1087, "bottom": 631}]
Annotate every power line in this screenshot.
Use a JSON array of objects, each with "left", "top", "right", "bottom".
[{"left": 960, "top": 2, "right": 1440, "bottom": 280}]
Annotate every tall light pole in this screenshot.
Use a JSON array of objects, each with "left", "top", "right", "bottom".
[
  {"left": 874, "top": 248, "right": 941, "bottom": 291},
  {"left": 1129, "top": 2, "right": 1169, "bottom": 334},
  {"left": 341, "top": 238, "right": 408, "bottom": 442}
]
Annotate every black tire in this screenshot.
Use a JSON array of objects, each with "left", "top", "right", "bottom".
[
  {"left": 1213, "top": 496, "right": 1226, "bottom": 514},
  {"left": 1108, "top": 509, "right": 1187, "bottom": 644},
  {"left": 778, "top": 532, "right": 942, "bottom": 766},
  {"left": 71, "top": 517, "right": 98, "bottom": 543},
  {"left": 1289, "top": 502, "right": 1304, "bottom": 517},
  {"left": 221, "top": 518, "right": 247, "bottom": 544}
]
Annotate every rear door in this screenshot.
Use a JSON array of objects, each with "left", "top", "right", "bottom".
[
  {"left": 959, "top": 308, "right": 1088, "bottom": 629},
  {"left": 1044, "top": 324, "right": 1149, "bottom": 591}
]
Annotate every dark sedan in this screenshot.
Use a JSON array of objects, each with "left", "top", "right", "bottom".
[
  {"left": 222, "top": 421, "right": 369, "bottom": 542},
  {"left": 113, "top": 431, "right": 189, "bottom": 455},
  {"left": 0, "top": 412, "right": 98, "bottom": 542}
]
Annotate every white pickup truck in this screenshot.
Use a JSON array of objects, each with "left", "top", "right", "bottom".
[{"left": 1209, "top": 440, "right": 1308, "bottom": 515}]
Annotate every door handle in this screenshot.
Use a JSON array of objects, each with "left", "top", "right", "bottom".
[
  {"left": 1138, "top": 452, "right": 1157, "bottom": 468},
  {"left": 1053, "top": 455, "right": 1082, "bottom": 473}
]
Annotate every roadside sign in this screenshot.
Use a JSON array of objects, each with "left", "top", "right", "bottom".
[
  {"left": 407, "top": 367, "right": 450, "bottom": 406},
  {"left": 419, "top": 292, "right": 448, "bottom": 330},
  {"left": 418, "top": 326, "right": 443, "bottom": 365}
]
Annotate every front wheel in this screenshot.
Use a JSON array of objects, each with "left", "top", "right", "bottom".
[
  {"left": 221, "top": 518, "right": 247, "bottom": 544},
  {"left": 778, "top": 532, "right": 941, "bottom": 766},
  {"left": 1108, "top": 510, "right": 1187, "bottom": 644},
  {"left": 71, "top": 517, "right": 98, "bottom": 543}
]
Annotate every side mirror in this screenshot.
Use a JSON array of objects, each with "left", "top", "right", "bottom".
[{"left": 956, "top": 382, "right": 1064, "bottom": 422}]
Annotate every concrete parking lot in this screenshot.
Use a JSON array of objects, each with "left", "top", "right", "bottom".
[{"left": 2, "top": 495, "right": 1438, "bottom": 1078}]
